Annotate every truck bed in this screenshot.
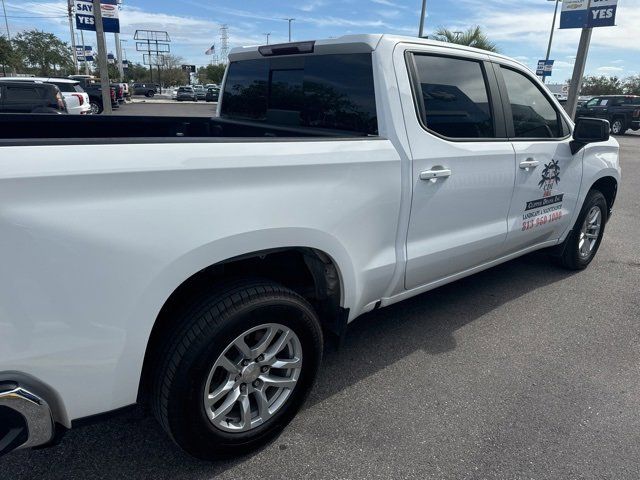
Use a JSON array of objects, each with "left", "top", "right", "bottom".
[{"left": 0, "top": 114, "right": 357, "bottom": 142}]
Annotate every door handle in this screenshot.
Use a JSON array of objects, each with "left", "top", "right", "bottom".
[
  {"left": 519, "top": 159, "right": 540, "bottom": 170},
  {"left": 420, "top": 167, "right": 452, "bottom": 181}
]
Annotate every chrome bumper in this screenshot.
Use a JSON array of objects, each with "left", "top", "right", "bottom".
[{"left": 0, "top": 384, "right": 55, "bottom": 453}]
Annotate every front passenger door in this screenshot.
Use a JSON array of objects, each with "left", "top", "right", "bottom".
[{"left": 498, "top": 65, "right": 582, "bottom": 254}]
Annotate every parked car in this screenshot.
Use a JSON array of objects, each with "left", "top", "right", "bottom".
[
  {"left": 205, "top": 86, "right": 219, "bottom": 102},
  {"left": 171, "top": 88, "right": 179, "bottom": 100},
  {"left": 176, "top": 86, "right": 197, "bottom": 101},
  {"left": 0, "top": 77, "right": 90, "bottom": 115},
  {"left": 0, "top": 34, "right": 620, "bottom": 461},
  {"left": 193, "top": 84, "right": 206, "bottom": 100},
  {"left": 69, "top": 75, "right": 118, "bottom": 114},
  {"left": 0, "top": 81, "right": 67, "bottom": 114},
  {"left": 133, "top": 83, "right": 159, "bottom": 97},
  {"left": 575, "top": 94, "right": 640, "bottom": 135}
]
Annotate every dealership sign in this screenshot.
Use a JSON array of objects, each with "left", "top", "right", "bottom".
[
  {"left": 560, "top": 0, "right": 618, "bottom": 29},
  {"left": 536, "top": 59, "right": 554, "bottom": 77},
  {"left": 75, "top": 0, "right": 120, "bottom": 33},
  {"left": 75, "top": 46, "right": 94, "bottom": 62}
]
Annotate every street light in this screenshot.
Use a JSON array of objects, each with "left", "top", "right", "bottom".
[
  {"left": 543, "top": 0, "right": 561, "bottom": 84},
  {"left": 264, "top": 32, "right": 271, "bottom": 45},
  {"left": 283, "top": 18, "right": 295, "bottom": 42}
]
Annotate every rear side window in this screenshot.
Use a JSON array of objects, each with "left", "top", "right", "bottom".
[
  {"left": 221, "top": 53, "right": 378, "bottom": 135},
  {"left": 5, "top": 86, "right": 41, "bottom": 101},
  {"left": 500, "top": 67, "right": 564, "bottom": 138},
  {"left": 53, "top": 83, "right": 77, "bottom": 93},
  {"left": 412, "top": 54, "right": 495, "bottom": 139}
]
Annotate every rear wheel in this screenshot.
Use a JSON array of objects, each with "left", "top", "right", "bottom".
[
  {"left": 151, "top": 280, "right": 323, "bottom": 460},
  {"left": 89, "top": 100, "right": 102, "bottom": 114},
  {"left": 554, "top": 190, "right": 607, "bottom": 270},
  {"left": 611, "top": 118, "right": 626, "bottom": 135}
]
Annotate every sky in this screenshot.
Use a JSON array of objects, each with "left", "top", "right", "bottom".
[{"left": 2, "top": 0, "right": 639, "bottom": 83}]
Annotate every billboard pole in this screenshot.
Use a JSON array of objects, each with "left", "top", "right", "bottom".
[
  {"left": 565, "top": 26, "right": 592, "bottom": 119},
  {"left": 93, "top": 0, "right": 113, "bottom": 114}
]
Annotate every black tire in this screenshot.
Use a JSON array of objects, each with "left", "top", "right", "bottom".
[
  {"left": 146, "top": 91, "right": 155, "bottom": 98},
  {"left": 554, "top": 190, "right": 608, "bottom": 270},
  {"left": 89, "top": 100, "right": 103, "bottom": 114},
  {"left": 151, "top": 279, "right": 323, "bottom": 460},
  {"left": 610, "top": 118, "right": 626, "bottom": 135}
]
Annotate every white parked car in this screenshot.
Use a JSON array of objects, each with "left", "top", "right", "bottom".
[
  {"left": 171, "top": 87, "right": 178, "bottom": 100},
  {"left": 0, "top": 77, "right": 91, "bottom": 115},
  {"left": 0, "top": 34, "right": 620, "bottom": 460}
]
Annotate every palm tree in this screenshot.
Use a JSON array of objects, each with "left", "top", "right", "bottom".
[{"left": 433, "top": 26, "right": 499, "bottom": 53}]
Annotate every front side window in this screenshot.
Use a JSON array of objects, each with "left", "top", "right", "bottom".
[
  {"left": 221, "top": 53, "right": 378, "bottom": 136},
  {"left": 500, "top": 67, "right": 563, "bottom": 138},
  {"left": 412, "top": 54, "right": 495, "bottom": 139}
]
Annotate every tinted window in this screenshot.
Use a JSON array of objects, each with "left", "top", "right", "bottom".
[
  {"left": 5, "top": 86, "right": 41, "bottom": 101},
  {"left": 53, "top": 82, "right": 78, "bottom": 93},
  {"left": 221, "top": 53, "right": 378, "bottom": 135},
  {"left": 501, "top": 67, "right": 563, "bottom": 138},
  {"left": 412, "top": 55, "right": 494, "bottom": 138}
]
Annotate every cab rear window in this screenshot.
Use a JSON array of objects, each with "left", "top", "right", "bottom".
[{"left": 220, "top": 53, "right": 378, "bottom": 136}]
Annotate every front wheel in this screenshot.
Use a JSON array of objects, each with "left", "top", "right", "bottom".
[
  {"left": 554, "top": 190, "right": 608, "bottom": 270},
  {"left": 152, "top": 280, "right": 323, "bottom": 460}
]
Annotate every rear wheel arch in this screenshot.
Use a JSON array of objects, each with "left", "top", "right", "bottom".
[{"left": 137, "top": 247, "right": 346, "bottom": 403}]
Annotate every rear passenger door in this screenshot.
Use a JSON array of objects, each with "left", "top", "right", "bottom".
[
  {"left": 399, "top": 50, "right": 516, "bottom": 290},
  {"left": 496, "top": 64, "right": 581, "bottom": 254}
]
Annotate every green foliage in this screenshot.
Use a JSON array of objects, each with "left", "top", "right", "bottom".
[
  {"left": 0, "top": 35, "right": 20, "bottom": 74},
  {"left": 433, "top": 26, "right": 499, "bottom": 53},
  {"left": 623, "top": 75, "right": 640, "bottom": 95},
  {"left": 198, "top": 64, "right": 227, "bottom": 84},
  {"left": 12, "top": 30, "right": 74, "bottom": 76},
  {"left": 580, "top": 75, "right": 624, "bottom": 95}
]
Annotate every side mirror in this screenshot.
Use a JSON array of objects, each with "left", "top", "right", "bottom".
[{"left": 570, "top": 117, "right": 610, "bottom": 154}]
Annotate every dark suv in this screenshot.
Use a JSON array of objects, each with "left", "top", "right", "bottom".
[
  {"left": 576, "top": 95, "right": 640, "bottom": 135},
  {"left": 133, "top": 83, "right": 159, "bottom": 97},
  {"left": 0, "top": 81, "right": 67, "bottom": 114}
]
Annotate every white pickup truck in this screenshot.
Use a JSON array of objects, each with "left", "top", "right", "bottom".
[{"left": 0, "top": 34, "right": 620, "bottom": 459}]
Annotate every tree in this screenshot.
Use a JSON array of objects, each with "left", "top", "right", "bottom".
[
  {"left": 580, "top": 75, "right": 624, "bottom": 95},
  {"left": 199, "top": 64, "right": 226, "bottom": 84},
  {"left": 0, "top": 35, "right": 20, "bottom": 75},
  {"left": 624, "top": 75, "right": 640, "bottom": 95},
  {"left": 433, "top": 26, "right": 499, "bottom": 53},
  {"left": 13, "top": 30, "right": 74, "bottom": 76}
]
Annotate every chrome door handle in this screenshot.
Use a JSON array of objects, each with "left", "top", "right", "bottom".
[
  {"left": 420, "top": 167, "right": 452, "bottom": 181},
  {"left": 519, "top": 159, "right": 540, "bottom": 170}
]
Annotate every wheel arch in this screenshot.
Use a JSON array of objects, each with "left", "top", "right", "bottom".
[
  {"left": 590, "top": 175, "right": 618, "bottom": 218},
  {"left": 133, "top": 230, "right": 356, "bottom": 403}
]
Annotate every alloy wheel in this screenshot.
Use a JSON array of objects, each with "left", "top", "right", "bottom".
[
  {"left": 578, "top": 206, "right": 602, "bottom": 259},
  {"left": 203, "top": 323, "right": 303, "bottom": 433}
]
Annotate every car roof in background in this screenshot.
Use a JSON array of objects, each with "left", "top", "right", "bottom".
[{"left": 0, "top": 76, "right": 79, "bottom": 84}]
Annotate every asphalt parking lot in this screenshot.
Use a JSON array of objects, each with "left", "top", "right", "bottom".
[{"left": 3, "top": 132, "right": 639, "bottom": 479}]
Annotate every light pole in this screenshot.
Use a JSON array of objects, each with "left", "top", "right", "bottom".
[
  {"left": 264, "top": 32, "right": 271, "bottom": 45},
  {"left": 542, "top": 0, "right": 561, "bottom": 84},
  {"left": 67, "top": 0, "right": 80, "bottom": 74},
  {"left": 1, "top": 0, "right": 11, "bottom": 40},
  {"left": 284, "top": 18, "right": 295, "bottom": 42},
  {"left": 418, "top": 0, "right": 427, "bottom": 38}
]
